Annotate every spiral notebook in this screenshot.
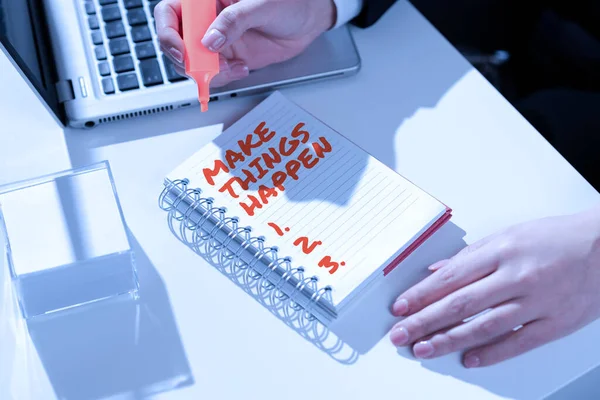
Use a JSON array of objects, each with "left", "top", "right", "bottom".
[{"left": 159, "top": 92, "right": 451, "bottom": 324}]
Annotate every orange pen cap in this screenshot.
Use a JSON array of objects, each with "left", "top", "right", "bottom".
[{"left": 181, "top": 0, "right": 219, "bottom": 112}]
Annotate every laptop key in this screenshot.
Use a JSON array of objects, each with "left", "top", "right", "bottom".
[
  {"left": 149, "top": 1, "right": 160, "bottom": 16},
  {"left": 135, "top": 42, "right": 156, "bottom": 59},
  {"left": 88, "top": 15, "right": 100, "bottom": 30},
  {"left": 124, "top": 0, "right": 143, "bottom": 9},
  {"left": 95, "top": 46, "right": 107, "bottom": 60},
  {"left": 117, "top": 73, "right": 140, "bottom": 91},
  {"left": 149, "top": 1, "right": 160, "bottom": 18},
  {"left": 84, "top": 2, "right": 96, "bottom": 15},
  {"left": 109, "top": 38, "right": 130, "bottom": 56},
  {"left": 105, "top": 21, "right": 126, "bottom": 38},
  {"left": 113, "top": 55, "right": 135, "bottom": 73},
  {"left": 98, "top": 62, "right": 111, "bottom": 76},
  {"left": 99, "top": 0, "right": 117, "bottom": 5},
  {"left": 131, "top": 26, "right": 151, "bottom": 43},
  {"left": 101, "top": 5, "right": 121, "bottom": 22},
  {"left": 102, "top": 77, "right": 115, "bottom": 94},
  {"left": 162, "top": 55, "right": 187, "bottom": 82},
  {"left": 91, "top": 31, "right": 103, "bottom": 45},
  {"left": 139, "top": 59, "right": 164, "bottom": 87},
  {"left": 127, "top": 8, "right": 147, "bottom": 26}
]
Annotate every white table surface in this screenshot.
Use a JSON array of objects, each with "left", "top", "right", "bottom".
[
  {"left": 0, "top": 53, "right": 70, "bottom": 186},
  {"left": 2, "top": 2, "right": 600, "bottom": 399}
]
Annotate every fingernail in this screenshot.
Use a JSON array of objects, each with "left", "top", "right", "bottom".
[
  {"left": 169, "top": 47, "right": 183, "bottom": 64},
  {"left": 390, "top": 326, "right": 409, "bottom": 346},
  {"left": 429, "top": 260, "right": 449, "bottom": 272},
  {"left": 230, "top": 62, "right": 249, "bottom": 78},
  {"left": 392, "top": 298, "right": 409, "bottom": 316},
  {"left": 413, "top": 341, "right": 435, "bottom": 358},
  {"left": 464, "top": 354, "right": 481, "bottom": 368},
  {"left": 203, "top": 29, "right": 226, "bottom": 52}
]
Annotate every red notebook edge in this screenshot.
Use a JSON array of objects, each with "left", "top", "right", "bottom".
[{"left": 383, "top": 207, "right": 453, "bottom": 276}]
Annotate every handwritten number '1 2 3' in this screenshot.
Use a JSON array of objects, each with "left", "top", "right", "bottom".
[{"left": 267, "top": 222, "right": 345, "bottom": 275}]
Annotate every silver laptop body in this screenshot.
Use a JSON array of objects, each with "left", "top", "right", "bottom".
[{"left": 30, "top": 0, "right": 361, "bottom": 128}]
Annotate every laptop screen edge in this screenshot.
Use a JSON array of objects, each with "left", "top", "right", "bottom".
[{"left": 0, "top": 0, "right": 67, "bottom": 126}]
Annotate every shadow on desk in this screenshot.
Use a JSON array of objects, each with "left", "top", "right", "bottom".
[
  {"left": 26, "top": 234, "right": 193, "bottom": 400},
  {"left": 165, "top": 208, "right": 361, "bottom": 365},
  {"left": 331, "top": 221, "right": 467, "bottom": 354}
]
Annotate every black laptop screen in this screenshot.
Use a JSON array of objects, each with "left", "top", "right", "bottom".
[{"left": 0, "top": 0, "right": 66, "bottom": 124}]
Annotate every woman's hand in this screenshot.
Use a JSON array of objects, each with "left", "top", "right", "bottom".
[
  {"left": 155, "top": 0, "right": 336, "bottom": 87},
  {"left": 390, "top": 205, "right": 600, "bottom": 368}
]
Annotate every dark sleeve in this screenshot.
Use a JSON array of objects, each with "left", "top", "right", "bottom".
[
  {"left": 547, "top": 0, "right": 600, "bottom": 41},
  {"left": 351, "top": 0, "right": 398, "bottom": 28}
]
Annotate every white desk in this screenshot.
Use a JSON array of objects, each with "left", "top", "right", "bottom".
[
  {"left": 0, "top": 52, "right": 70, "bottom": 185},
  {"left": 2, "top": 1, "right": 600, "bottom": 399}
]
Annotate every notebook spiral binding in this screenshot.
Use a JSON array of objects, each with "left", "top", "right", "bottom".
[{"left": 159, "top": 178, "right": 335, "bottom": 325}]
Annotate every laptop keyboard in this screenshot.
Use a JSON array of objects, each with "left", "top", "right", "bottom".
[{"left": 83, "top": 0, "right": 188, "bottom": 95}]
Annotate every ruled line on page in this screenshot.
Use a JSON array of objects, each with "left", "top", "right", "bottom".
[
  {"left": 338, "top": 195, "right": 422, "bottom": 281},
  {"left": 254, "top": 146, "right": 354, "bottom": 222},
  {"left": 284, "top": 172, "right": 385, "bottom": 236},
  {"left": 305, "top": 177, "right": 397, "bottom": 247},
  {"left": 322, "top": 184, "right": 406, "bottom": 254},
  {"left": 263, "top": 152, "right": 370, "bottom": 228}
]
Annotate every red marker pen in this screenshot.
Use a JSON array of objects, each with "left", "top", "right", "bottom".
[{"left": 181, "top": 0, "right": 219, "bottom": 112}]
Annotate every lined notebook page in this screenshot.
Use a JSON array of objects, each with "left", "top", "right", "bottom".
[{"left": 168, "top": 92, "right": 446, "bottom": 306}]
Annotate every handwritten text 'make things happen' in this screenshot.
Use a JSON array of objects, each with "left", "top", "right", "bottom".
[{"left": 202, "top": 121, "right": 334, "bottom": 217}]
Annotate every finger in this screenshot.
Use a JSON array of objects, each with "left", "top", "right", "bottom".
[
  {"left": 216, "top": 0, "right": 227, "bottom": 14},
  {"left": 411, "top": 301, "right": 531, "bottom": 359},
  {"left": 173, "top": 63, "right": 186, "bottom": 77},
  {"left": 462, "top": 319, "right": 554, "bottom": 368},
  {"left": 427, "top": 232, "right": 501, "bottom": 273},
  {"left": 455, "top": 231, "right": 501, "bottom": 258},
  {"left": 428, "top": 259, "right": 450, "bottom": 272},
  {"left": 404, "top": 317, "right": 515, "bottom": 350},
  {"left": 210, "top": 57, "right": 250, "bottom": 88},
  {"left": 390, "top": 272, "right": 519, "bottom": 347},
  {"left": 155, "top": 0, "right": 185, "bottom": 67},
  {"left": 393, "top": 319, "right": 464, "bottom": 344},
  {"left": 202, "top": 0, "right": 272, "bottom": 52},
  {"left": 175, "top": 56, "right": 249, "bottom": 87},
  {"left": 391, "top": 246, "right": 500, "bottom": 317}
]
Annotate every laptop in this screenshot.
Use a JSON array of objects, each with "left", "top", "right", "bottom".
[{"left": 0, "top": 0, "right": 361, "bottom": 129}]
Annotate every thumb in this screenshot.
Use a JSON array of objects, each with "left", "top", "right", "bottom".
[
  {"left": 202, "top": 0, "right": 270, "bottom": 52},
  {"left": 210, "top": 56, "right": 250, "bottom": 88}
]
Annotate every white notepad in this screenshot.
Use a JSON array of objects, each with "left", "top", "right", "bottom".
[{"left": 160, "top": 92, "right": 451, "bottom": 324}]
